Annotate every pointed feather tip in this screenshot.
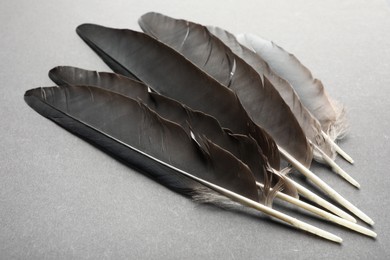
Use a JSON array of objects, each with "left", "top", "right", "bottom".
[
  {"left": 138, "top": 12, "right": 162, "bottom": 35},
  {"left": 139, "top": 11, "right": 158, "bottom": 23},
  {"left": 312, "top": 144, "right": 361, "bottom": 189},
  {"left": 24, "top": 88, "right": 34, "bottom": 97},
  {"left": 48, "top": 66, "right": 63, "bottom": 82},
  {"left": 24, "top": 87, "right": 48, "bottom": 112},
  {"left": 321, "top": 131, "right": 354, "bottom": 164},
  {"left": 48, "top": 65, "right": 67, "bottom": 74},
  {"left": 335, "top": 143, "right": 354, "bottom": 164},
  {"left": 76, "top": 23, "right": 100, "bottom": 39},
  {"left": 334, "top": 236, "right": 343, "bottom": 244},
  {"left": 24, "top": 87, "right": 41, "bottom": 100},
  {"left": 76, "top": 24, "right": 97, "bottom": 47},
  {"left": 48, "top": 66, "right": 85, "bottom": 85},
  {"left": 76, "top": 23, "right": 90, "bottom": 33}
]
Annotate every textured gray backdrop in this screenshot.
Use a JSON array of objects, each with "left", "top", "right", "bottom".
[{"left": 1, "top": 0, "right": 389, "bottom": 259}]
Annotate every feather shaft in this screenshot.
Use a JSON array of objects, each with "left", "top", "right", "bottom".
[
  {"left": 281, "top": 148, "right": 373, "bottom": 225},
  {"left": 217, "top": 183, "right": 343, "bottom": 243},
  {"left": 257, "top": 183, "right": 376, "bottom": 238},
  {"left": 311, "top": 143, "right": 360, "bottom": 188},
  {"left": 322, "top": 131, "right": 354, "bottom": 164},
  {"left": 291, "top": 181, "right": 356, "bottom": 223}
]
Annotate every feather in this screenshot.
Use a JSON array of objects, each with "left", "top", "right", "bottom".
[
  {"left": 138, "top": 12, "right": 313, "bottom": 168},
  {"left": 206, "top": 26, "right": 335, "bottom": 162},
  {"left": 24, "top": 85, "right": 258, "bottom": 202},
  {"left": 48, "top": 65, "right": 299, "bottom": 203},
  {"left": 24, "top": 84, "right": 342, "bottom": 242},
  {"left": 236, "top": 33, "right": 347, "bottom": 140},
  {"left": 75, "top": 23, "right": 281, "bottom": 170}
]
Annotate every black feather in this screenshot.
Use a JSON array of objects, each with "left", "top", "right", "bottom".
[{"left": 24, "top": 85, "right": 260, "bottom": 203}]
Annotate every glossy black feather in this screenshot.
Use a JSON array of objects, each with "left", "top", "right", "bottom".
[{"left": 24, "top": 85, "right": 260, "bottom": 202}]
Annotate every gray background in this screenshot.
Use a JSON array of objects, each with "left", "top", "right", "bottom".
[{"left": 1, "top": 0, "right": 389, "bottom": 259}]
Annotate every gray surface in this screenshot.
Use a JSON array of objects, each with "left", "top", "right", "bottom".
[{"left": 1, "top": 0, "right": 389, "bottom": 259}]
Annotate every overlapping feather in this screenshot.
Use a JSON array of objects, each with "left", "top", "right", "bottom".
[
  {"left": 206, "top": 26, "right": 335, "bottom": 162},
  {"left": 76, "top": 23, "right": 282, "bottom": 170},
  {"left": 48, "top": 66, "right": 299, "bottom": 204},
  {"left": 49, "top": 66, "right": 360, "bottom": 223},
  {"left": 75, "top": 22, "right": 375, "bottom": 221},
  {"left": 24, "top": 85, "right": 260, "bottom": 203},
  {"left": 22, "top": 12, "right": 377, "bottom": 242},
  {"left": 25, "top": 82, "right": 347, "bottom": 242},
  {"left": 236, "top": 33, "right": 347, "bottom": 140},
  {"left": 138, "top": 12, "right": 313, "bottom": 168},
  {"left": 136, "top": 13, "right": 358, "bottom": 189}
]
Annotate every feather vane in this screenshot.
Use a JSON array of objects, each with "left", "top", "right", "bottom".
[{"left": 236, "top": 33, "right": 347, "bottom": 140}]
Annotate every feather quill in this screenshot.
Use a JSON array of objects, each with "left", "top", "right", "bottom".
[
  {"left": 24, "top": 84, "right": 342, "bottom": 242},
  {"left": 236, "top": 33, "right": 347, "bottom": 140},
  {"left": 48, "top": 65, "right": 298, "bottom": 204},
  {"left": 138, "top": 12, "right": 313, "bottom": 168}
]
